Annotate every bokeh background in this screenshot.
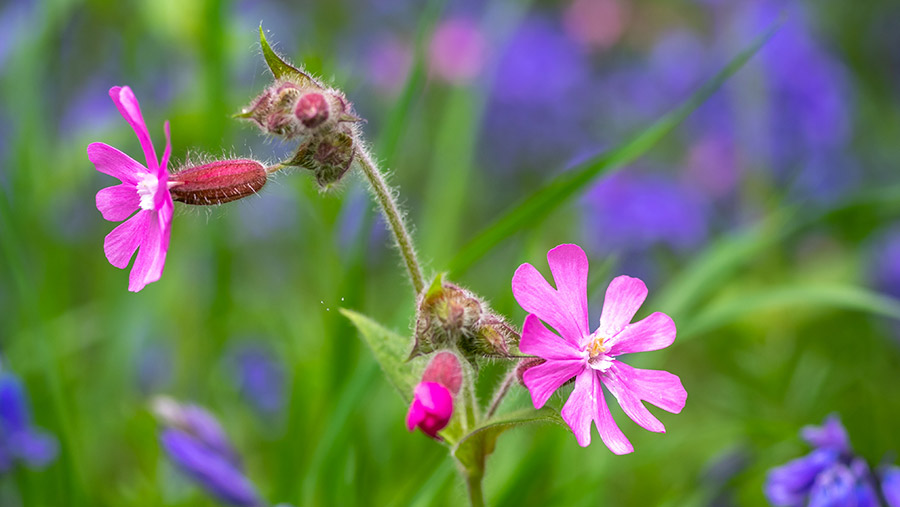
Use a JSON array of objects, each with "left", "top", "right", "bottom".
[{"left": 2, "top": 0, "right": 900, "bottom": 505}]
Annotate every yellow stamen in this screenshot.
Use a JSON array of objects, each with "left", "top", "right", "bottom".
[{"left": 588, "top": 336, "right": 608, "bottom": 358}]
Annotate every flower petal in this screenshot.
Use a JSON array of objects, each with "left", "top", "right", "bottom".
[
  {"left": 602, "top": 366, "right": 665, "bottom": 433},
  {"left": 604, "top": 361, "right": 687, "bottom": 417},
  {"left": 598, "top": 275, "right": 648, "bottom": 337},
  {"left": 560, "top": 370, "right": 596, "bottom": 447},
  {"left": 103, "top": 210, "right": 151, "bottom": 269},
  {"left": 519, "top": 314, "right": 583, "bottom": 360},
  {"left": 882, "top": 466, "right": 900, "bottom": 507},
  {"left": 109, "top": 86, "right": 158, "bottom": 171},
  {"left": 592, "top": 373, "right": 633, "bottom": 454},
  {"left": 160, "top": 120, "right": 172, "bottom": 174},
  {"left": 96, "top": 183, "right": 139, "bottom": 222},
  {"left": 512, "top": 262, "right": 588, "bottom": 344},
  {"left": 522, "top": 359, "right": 584, "bottom": 409},
  {"left": 606, "top": 312, "right": 676, "bottom": 356},
  {"left": 128, "top": 210, "right": 166, "bottom": 292},
  {"left": 87, "top": 142, "right": 145, "bottom": 185},
  {"left": 547, "top": 244, "right": 590, "bottom": 338}
]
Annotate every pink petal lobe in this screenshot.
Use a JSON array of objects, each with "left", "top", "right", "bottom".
[
  {"left": 606, "top": 312, "right": 676, "bottom": 356},
  {"left": 87, "top": 143, "right": 145, "bottom": 184},
  {"left": 598, "top": 275, "right": 648, "bottom": 337},
  {"left": 602, "top": 365, "right": 665, "bottom": 433},
  {"left": 512, "top": 263, "right": 588, "bottom": 344},
  {"left": 523, "top": 359, "right": 584, "bottom": 409},
  {"left": 128, "top": 210, "right": 165, "bottom": 292},
  {"left": 592, "top": 375, "right": 634, "bottom": 454},
  {"left": 109, "top": 86, "right": 158, "bottom": 170},
  {"left": 519, "top": 314, "right": 583, "bottom": 360},
  {"left": 605, "top": 361, "right": 687, "bottom": 415},
  {"left": 104, "top": 210, "right": 151, "bottom": 269},
  {"left": 160, "top": 121, "right": 172, "bottom": 174},
  {"left": 560, "top": 370, "right": 596, "bottom": 447},
  {"left": 406, "top": 382, "right": 454, "bottom": 437},
  {"left": 96, "top": 183, "right": 139, "bottom": 222},
  {"left": 547, "top": 244, "right": 590, "bottom": 338}
]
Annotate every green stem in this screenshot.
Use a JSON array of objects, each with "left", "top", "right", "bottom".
[
  {"left": 354, "top": 146, "right": 426, "bottom": 294},
  {"left": 486, "top": 368, "right": 518, "bottom": 419},
  {"left": 465, "top": 467, "right": 486, "bottom": 507}
]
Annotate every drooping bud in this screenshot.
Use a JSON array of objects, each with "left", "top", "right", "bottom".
[
  {"left": 169, "top": 159, "right": 267, "bottom": 205},
  {"left": 287, "top": 125, "right": 356, "bottom": 188},
  {"left": 406, "top": 352, "right": 462, "bottom": 440}
]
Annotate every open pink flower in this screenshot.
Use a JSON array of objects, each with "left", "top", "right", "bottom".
[
  {"left": 512, "top": 244, "right": 686, "bottom": 453},
  {"left": 88, "top": 86, "right": 173, "bottom": 292}
]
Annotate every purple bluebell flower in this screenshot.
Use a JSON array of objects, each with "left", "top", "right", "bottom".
[
  {"left": 764, "top": 415, "right": 879, "bottom": 507},
  {"left": 228, "top": 343, "right": 286, "bottom": 417},
  {"left": 479, "top": 17, "right": 593, "bottom": 176},
  {"left": 153, "top": 397, "right": 262, "bottom": 507},
  {"left": 866, "top": 226, "right": 900, "bottom": 301},
  {"left": 0, "top": 370, "right": 58, "bottom": 472},
  {"left": 882, "top": 466, "right": 900, "bottom": 507},
  {"left": 582, "top": 171, "right": 708, "bottom": 255}
]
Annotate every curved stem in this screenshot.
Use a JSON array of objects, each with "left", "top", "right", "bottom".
[
  {"left": 465, "top": 467, "right": 486, "bottom": 507},
  {"left": 486, "top": 368, "right": 518, "bottom": 419},
  {"left": 355, "top": 146, "right": 426, "bottom": 294}
]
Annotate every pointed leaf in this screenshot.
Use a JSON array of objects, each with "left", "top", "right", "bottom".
[
  {"left": 447, "top": 19, "right": 782, "bottom": 275},
  {"left": 452, "top": 408, "right": 563, "bottom": 470},
  {"left": 341, "top": 309, "right": 420, "bottom": 402},
  {"left": 259, "top": 25, "right": 322, "bottom": 88}
]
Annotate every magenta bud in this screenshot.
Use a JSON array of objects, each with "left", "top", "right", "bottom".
[
  {"left": 516, "top": 358, "right": 546, "bottom": 386},
  {"left": 421, "top": 351, "right": 463, "bottom": 396},
  {"left": 170, "top": 159, "right": 267, "bottom": 205},
  {"left": 405, "top": 381, "right": 453, "bottom": 439},
  {"left": 295, "top": 93, "right": 329, "bottom": 128}
]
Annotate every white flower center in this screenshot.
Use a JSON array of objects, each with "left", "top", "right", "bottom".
[
  {"left": 584, "top": 331, "right": 614, "bottom": 372},
  {"left": 136, "top": 172, "right": 159, "bottom": 210}
]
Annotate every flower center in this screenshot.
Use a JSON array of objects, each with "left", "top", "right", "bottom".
[
  {"left": 585, "top": 333, "right": 613, "bottom": 371},
  {"left": 136, "top": 172, "right": 159, "bottom": 210}
]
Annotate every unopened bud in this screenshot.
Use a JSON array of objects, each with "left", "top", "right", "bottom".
[
  {"left": 295, "top": 93, "right": 329, "bottom": 128},
  {"left": 515, "top": 358, "right": 546, "bottom": 386},
  {"left": 421, "top": 351, "right": 463, "bottom": 396},
  {"left": 288, "top": 127, "right": 355, "bottom": 188},
  {"left": 472, "top": 315, "right": 516, "bottom": 357},
  {"left": 170, "top": 159, "right": 267, "bottom": 205},
  {"left": 412, "top": 275, "right": 485, "bottom": 358}
]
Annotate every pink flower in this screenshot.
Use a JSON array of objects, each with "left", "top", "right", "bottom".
[
  {"left": 406, "top": 382, "right": 454, "bottom": 439},
  {"left": 512, "top": 244, "right": 686, "bottom": 453},
  {"left": 406, "top": 351, "right": 462, "bottom": 439},
  {"left": 88, "top": 86, "right": 173, "bottom": 292}
]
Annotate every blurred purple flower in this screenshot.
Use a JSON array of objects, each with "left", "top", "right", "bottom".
[
  {"left": 228, "top": 343, "right": 286, "bottom": 417},
  {"left": 582, "top": 171, "right": 708, "bottom": 254},
  {"left": 882, "top": 466, "right": 900, "bottom": 507},
  {"left": 427, "top": 18, "right": 487, "bottom": 85},
  {"left": 154, "top": 397, "right": 262, "bottom": 507},
  {"left": 0, "top": 370, "right": 58, "bottom": 473},
  {"left": 764, "top": 414, "right": 879, "bottom": 507},
  {"left": 365, "top": 35, "right": 413, "bottom": 96},
  {"left": 866, "top": 226, "right": 900, "bottom": 301},
  {"left": 480, "top": 17, "right": 593, "bottom": 175}
]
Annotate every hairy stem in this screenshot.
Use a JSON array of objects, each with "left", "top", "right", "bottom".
[
  {"left": 465, "top": 467, "right": 486, "bottom": 507},
  {"left": 355, "top": 146, "right": 425, "bottom": 293},
  {"left": 486, "top": 368, "right": 518, "bottom": 419}
]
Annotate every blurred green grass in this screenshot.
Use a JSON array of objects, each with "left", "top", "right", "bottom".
[{"left": 2, "top": 0, "right": 900, "bottom": 506}]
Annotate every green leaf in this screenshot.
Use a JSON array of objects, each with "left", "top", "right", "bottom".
[
  {"left": 451, "top": 408, "right": 563, "bottom": 469},
  {"left": 258, "top": 25, "right": 321, "bottom": 88},
  {"left": 681, "top": 284, "right": 900, "bottom": 339},
  {"left": 340, "top": 309, "right": 419, "bottom": 402},
  {"left": 446, "top": 19, "right": 782, "bottom": 275}
]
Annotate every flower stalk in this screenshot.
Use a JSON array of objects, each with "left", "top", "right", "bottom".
[{"left": 354, "top": 145, "right": 425, "bottom": 293}]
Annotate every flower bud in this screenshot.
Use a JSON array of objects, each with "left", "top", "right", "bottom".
[
  {"left": 412, "top": 275, "right": 484, "bottom": 357},
  {"left": 287, "top": 126, "right": 356, "bottom": 188},
  {"left": 405, "top": 382, "right": 453, "bottom": 439},
  {"left": 170, "top": 159, "right": 267, "bottom": 205},
  {"left": 421, "top": 351, "right": 463, "bottom": 396},
  {"left": 515, "top": 358, "right": 546, "bottom": 386},
  {"left": 295, "top": 92, "right": 329, "bottom": 128}
]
